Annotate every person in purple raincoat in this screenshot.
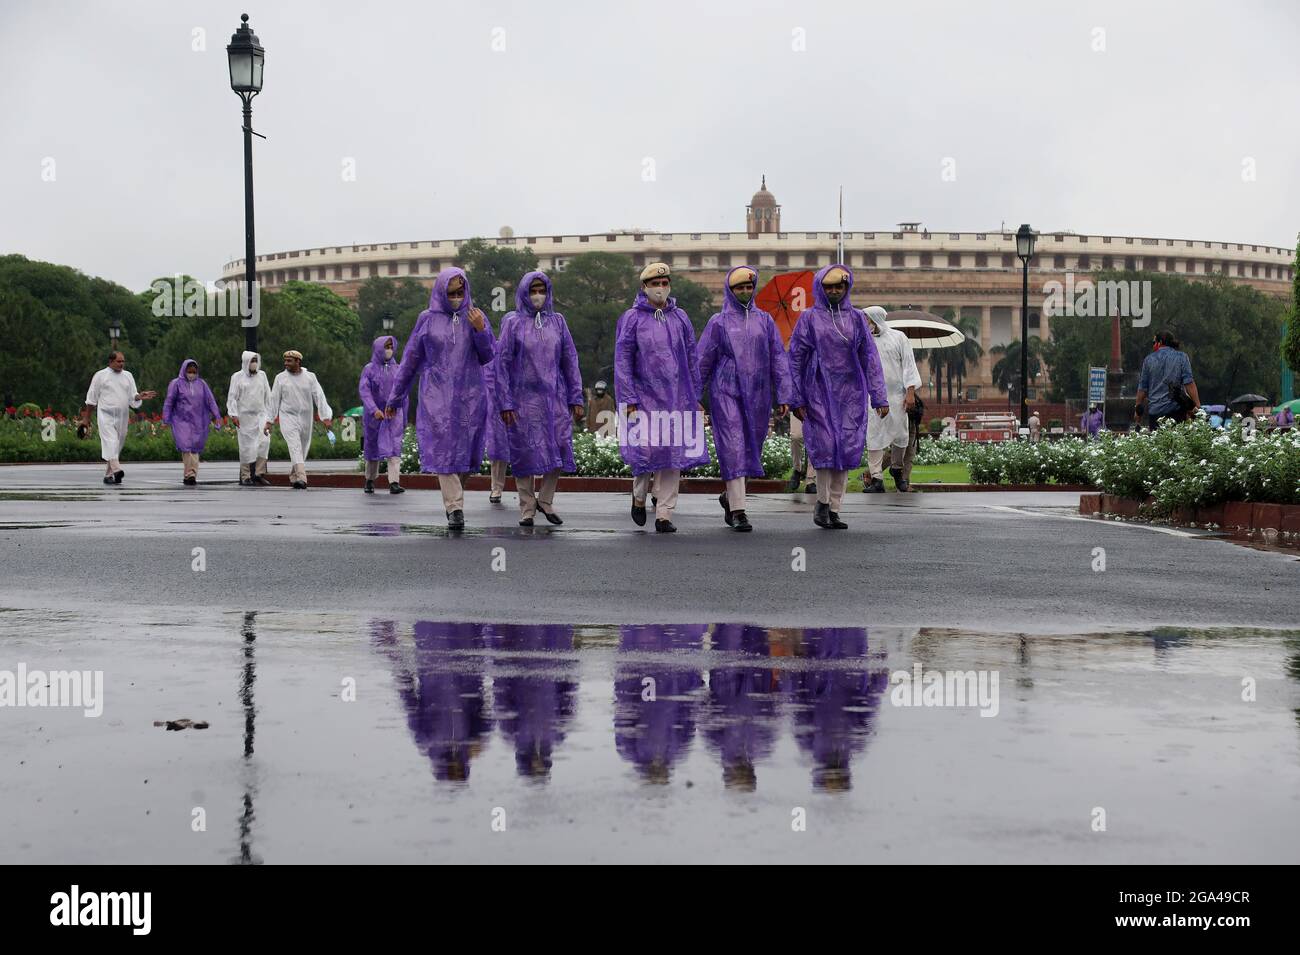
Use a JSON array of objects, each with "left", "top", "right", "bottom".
[
  {"left": 482, "top": 338, "right": 511, "bottom": 505},
  {"left": 614, "top": 262, "right": 710, "bottom": 533},
  {"left": 703, "top": 624, "right": 782, "bottom": 791},
  {"left": 1081, "top": 402, "right": 1104, "bottom": 439},
  {"left": 491, "top": 624, "right": 578, "bottom": 779},
  {"left": 384, "top": 268, "right": 494, "bottom": 529},
  {"left": 698, "top": 265, "right": 793, "bottom": 533},
  {"left": 358, "top": 335, "right": 406, "bottom": 495},
  {"left": 788, "top": 265, "right": 889, "bottom": 529},
  {"left": 161, "top": 358, "right": 221, "bottom": 485},
  {"left": 495, "top": 271, "right": 585, "bottom": 527},
  {"left": 614, "top": 624, "right": 706, "bottom": 784}
]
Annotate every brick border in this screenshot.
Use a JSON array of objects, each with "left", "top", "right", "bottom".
[
  {"left": 912, "top": 483, "right": 1095, "bottom": 493},
  {"left": 1080, "top": 493, "right": 1300, "bottom": 548}
]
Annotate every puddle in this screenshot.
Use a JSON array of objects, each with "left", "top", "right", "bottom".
[
  {"left": 3, "top": 610, "right": 1298, "bottom": 864},
  {"left": 332, "top": 523, "right": 621, "bottom": 539}
]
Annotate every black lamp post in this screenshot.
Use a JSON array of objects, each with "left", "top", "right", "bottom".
[
  {"left": 109, "top": 318, "right": 121, "bottom": 351},
  {"left": 1015, "top": 223, "right": 1037, "bottom": 431},
  {"left": 227, "top": 14, "right": 265, "bottom": 354}
]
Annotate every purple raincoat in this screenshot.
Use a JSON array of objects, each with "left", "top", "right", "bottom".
[
  {"left": 614, "top": 288, "right": 709, "bottom": 474},
  {"left": 788, "top": 265, "right": 889, "bottom": 470},
  {"left": 359, "top": 335, "right": 406, "bottom": 461},
  {"left": 494, "top": 271, "right": 584, "bottom": 477},
  {"left": 482, "top": 316, "right": 511, "bottom": 462},
  {"left": 1081, "top": 407, "right": 1104, "bottom": 437},
  {"left": 698, "top": 266, "right": 794, "bottom": 481},
  {"left": 162, "top": 359, "right": 221, "bottom": 453},
  {"left": 386, "top": 268, "right": 495, "bottom": 473}
]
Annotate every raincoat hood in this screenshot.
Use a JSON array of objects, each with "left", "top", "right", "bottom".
[
  {"left": 515, "top": 270, "right": 554, "bottom": 317},
  {"left": 863, "top": 305, "right": 888, "bottom": 333},
  {"left": 812, "top": 264, "right": 854, "bottom": 310},
  {"left": 178, "top": 358, "right": 199, "bottom": 379},
  {"left": 240, "top": 351, "right": 261, "bottom": 375},
  {"left": 371, "top": 335, "right": 399, "bottom": 365},
  {"left": 428, "top": 266, "right": 473, "bottom": 318},
  {"left": 720, "top": 265, "right": 758, "bottom": 318}
]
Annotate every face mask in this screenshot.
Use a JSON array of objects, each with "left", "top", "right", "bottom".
[
  {"left": 447, "top": 292, "right": 465, "bottom": 311},
  {"left": 733, "top": 289, "right": 753, "bottom": 306},
  {"left": 825, "top": 287, "right": 846, "bottom": 305},
  {"left": 529, "top": 292, "right": 547, "bottom": 309},
  {"left": 646, "top": 286, "right": 669, "bottom": 306},
  {"left": 383, "top": 348, "right": 394, "bottom": 360},
  {"left": 248, "top": 362, "right": 257, "bottom": 373},
  {"left": 186, "top": 372, "right": 197, "bottom": 380}
]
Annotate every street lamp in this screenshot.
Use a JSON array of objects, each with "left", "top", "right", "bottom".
[
  {"left": 227, "top": 13, "right": 264, "bottom": 355},
  {"left": 1015, "top": 223, "right": 1037, "bottom": 431},
  {"left": 382, "top": 316, "right": 394, "bottom": 332},
  {"left": 109, "top": 318, "right": 121, "bottom": 350}
]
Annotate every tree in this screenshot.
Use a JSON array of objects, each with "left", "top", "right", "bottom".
[
  {"left": 552, "top": 253, "right": 637, "bottom": 387},
  {"left": 990, "top": 337, "right": 1044, "bottom": 403},
  {"left": 1282, "top": 235, "right": 1299, "bottom": 387},
  {"left": 454, "top": 237, "right": 539, "bottom": 328},
  {"left": 356, "top": 277, "right": 429, "bottom": 349},
  {"left": 275, "top": 281, "right": 363, "bottom": 354},
  {"left": 927, "top": 308, "right": 983, "bottom": 402}
]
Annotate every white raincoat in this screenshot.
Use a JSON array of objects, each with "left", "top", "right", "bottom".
[
  {"left": 84, "top": 366, "right": 142, "bottom": 461},
  {"left": 266, "top": 367, "right": 332, "bottom": 465},
  {"left": 865, "top": 307, "right": 922, "bottom": 451},
  {"left": 227, "top": 351, "right": 272, "bottom": 464}
]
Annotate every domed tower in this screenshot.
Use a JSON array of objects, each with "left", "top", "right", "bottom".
[{"left": 746, "top": 176, "right": 780, "bottom": 236}]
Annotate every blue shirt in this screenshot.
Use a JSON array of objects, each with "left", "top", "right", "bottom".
[{"left": 1138, "top": 347, "right": 1193, "bottom": 417}]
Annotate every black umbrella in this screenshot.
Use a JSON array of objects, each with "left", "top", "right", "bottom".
[{"left": 1230, "top": 393, "right": 1269, "bottom": 407}]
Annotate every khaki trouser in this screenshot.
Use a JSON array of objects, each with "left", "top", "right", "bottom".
[
  {"left": 240, "top": 457, "right": 268, "bottom": 481},
  {"left": 789, "top": 415, "right": 816, "bottom": 481},
  {"left": 518, "top": 469, "right": 560, "bottom": 519},
  {"left": 726, "top": 477, "right": 746, "bottom": 510},
  {"left": 365, "top": 457, "right": 401, "bottom": 484},
  {"left": 633, "top": 468, "right": 680, "bottom": 521},
  {"left": 490, "top": 460, "right": 507, "bottom": 495},
  {"left": 289, "top": 462, "right": 307, "bottom": 484},
  {"left": 902, "top": 418, "right": 919, "bottom": 482},
  {"left": 182, "top": 452, "right": 200, "bottom": 479},
  {"left": 867, "top": 445, "right": 907, "bottom": 479},
  {"left": 437, "top": 472, "right": 474, "bottom": 512},
  {"left": 815, "top": 468, "right": 848, "bottom": 510}
]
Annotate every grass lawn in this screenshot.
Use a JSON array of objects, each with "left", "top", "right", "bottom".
[{"left": 844, "top": 461, "right": 970, "bottom": 492}]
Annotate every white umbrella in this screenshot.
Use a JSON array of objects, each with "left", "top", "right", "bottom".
[{"left": 884, "top": 310, "right": 964, "bottom": 350}]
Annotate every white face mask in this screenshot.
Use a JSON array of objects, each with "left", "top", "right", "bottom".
[
  {"left": 529, "top": 292, "right": 547, "bottom": 309},
  {"left": 248, "top": 362, "right": 257, "bottom": 373},
  {"left": 447, "top": 292, "right": 465, "bottom": 311},
  {"left": 383, "top": 348, "right": 394, "bottom": 360},
  {"left": 646, "top": 286, "right": 670, "bottom": 306}
]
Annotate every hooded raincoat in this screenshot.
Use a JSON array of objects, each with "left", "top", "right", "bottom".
[
  {"left": 493, "top": 271, "right": 584, "bottom": 477},
  {"left": 162, "top": 359, "right": 221, "bottom": 453},
  {"left": 227, "top": 351, "right": 271, "bottom": 464},
  {"left": 863, "top": 306, "right": 922, "bottom": 452},
  {"left": 613, "top": 288, "right": 709, "bottom": 474},
  {"left": 698, "top": 266, "right": 794, "bottom": 480},
  {"left": 386, "top": 268, "right": 495, "bottom": 473},
  {"left": 788, "top": 266, "right": 888, "bottom": 470},
  {"left": 359, "top": 335, "right": 406, "bottom": 461},
  {"left": 482, "top": 332, "right": 511, "bottom": 463}
]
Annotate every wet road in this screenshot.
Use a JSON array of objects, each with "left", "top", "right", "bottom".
[{"left": 2, "top": 463, "right": 1298, "bottom": 863}]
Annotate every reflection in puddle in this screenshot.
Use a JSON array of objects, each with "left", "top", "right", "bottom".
[
  {"left": 374, "top": 621, "right": 892, "bottom": 792},
  {"left": 340, "top": 523, "right": 619, "bottom": 539}
]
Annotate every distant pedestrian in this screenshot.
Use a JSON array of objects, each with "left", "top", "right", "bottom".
[
  {"left": 1081, "top": 403, "right": 1104, "bottom": 439},
  {"left": 584, "top": 380, "right": 616, "bottom": 435},
  {"left": 1277, "top": 406, "right": 1295, "bottom": 429},
  {"left": 80, "top": 351, "right": 156, "bottom": 485},
  {"left": 1028, "top": 410, "right": 1042, "bottom": 443},
  {"left": 1135, "top": 330, "right": 1200, "bottom": 428},
  {"left": 265, "top": 350, "right": 333, "bottom": 489},
  {"left": 161, "top": 359, "right": 222, "bottom": 485}
]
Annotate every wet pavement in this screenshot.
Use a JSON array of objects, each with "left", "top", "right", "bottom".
[{"left": 2, "top": 463, "right": 1298, "bottom": 862}]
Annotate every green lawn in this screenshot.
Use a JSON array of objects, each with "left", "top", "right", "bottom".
[{"left": 845, "top": 462, "right": 970, "bottom": 492}]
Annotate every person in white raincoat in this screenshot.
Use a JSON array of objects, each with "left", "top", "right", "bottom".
[
  {"left": 228, "top": 350, "right": 272, "bottom": 486},
  {"left": 263, "top": 350, "right": 332, "bottom": 489},
  {"left": 80, "top": 351, "right": 156, "bottom": 485},
  {"left": 863, "top": 306, "right": 921, "bottom": 493}
]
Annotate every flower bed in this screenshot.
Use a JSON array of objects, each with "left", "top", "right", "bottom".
[{"left": 966, "top": 436, "right": 1093, "bottom": 485}]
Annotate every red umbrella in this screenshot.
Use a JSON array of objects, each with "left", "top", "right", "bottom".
[{"left": 755, "top": 270, "right": 815, "bottom": 346}]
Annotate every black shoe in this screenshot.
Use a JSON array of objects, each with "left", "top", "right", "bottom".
[
  {"left": 253, "top": 474, "right": 270, "bottom": 486},
  {"left": 240, "top": 478, "right": 254, "bottom": 487},
  {"left": 655, "top": 519, "right": 677, "bottom": 533},
  {"left": 364, "top": 480, "right": 375, "bottom": 494},
  {"left": 732, "top": 510, "right": 752, "bottom": 532},
  {"left": 719, "top": 492, "right": 733, "bottom": 527},
  {"left": 787, "top": 474, "right": 801, "bottom": 492},
  {"left": 447, "top": 509, "right": 465, "bottom": 528},
  {"left": 804, "top": 482, "right": 816, "bottom": 495},
  {"left": 292, "top": 481, "right": 307, "bottom": 490},
  {"left": 889, "top": 466, "right": 905, "bottom": 489},
  {"left": 829, "top": 510, "right": 848, "bottom": 529},
  {"left": 863, "top": 477, "right": 885, "bottom": 493},
  {"left": 518, "top": 516, "right": 534, "bottom": 527},
  {"left": 103, "top": 476, "right": 115, "bottom": 485},
  {"left": 537, "top": 503, "right": 563, "bottom": 525},
  {"left": 814, "top": 502, "right": 832, "bottom": 528},
  {"left": 183, "top": 476, "right": 196, "bottom": 486},
  {"left": 631, "top": 498, "right": 647, "bottom": 527},
  {"left": 389, "top": 483, "right": 405, "bottom": 494},
  {"left": 896, "top": 476, "right": 911, "bottom": 492},
  {"left": 113, "top": 470, "right": 124, "bottom": 484},
  {"left": 489, "top": 493, "right": 503, "bottom": 504}
]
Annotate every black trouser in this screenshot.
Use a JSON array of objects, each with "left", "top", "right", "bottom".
[{"left": 1148, "top": 409, "right": 1190, "bottom": 429}]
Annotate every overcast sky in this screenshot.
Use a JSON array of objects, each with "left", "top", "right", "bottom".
[{"left": 3, "top": 0, "right": 1297, "bottom": 292}]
